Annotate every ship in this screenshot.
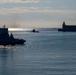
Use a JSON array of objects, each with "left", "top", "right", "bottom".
[
  {"left": 58, "top": 22, "right": 76, "bottom": 32},
  {"left": 0, "top": 25, "right": 26, "bottom": 46}
]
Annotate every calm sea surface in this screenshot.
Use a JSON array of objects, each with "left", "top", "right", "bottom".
[{"left": 0, "top": 28, "right": 76, "bottom": 75}]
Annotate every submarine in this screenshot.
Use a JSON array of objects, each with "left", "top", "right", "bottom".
[
  {"left": 0, "top": 25, "right": 26, "bottom": 46},
  {"left": 31, "top": 29, "right": 39, "bottom": 33},
  {"left": 58, "top": 22, "right": 76, "bottom": 32}
]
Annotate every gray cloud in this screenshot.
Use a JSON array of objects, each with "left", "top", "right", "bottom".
[
  {"left": 0, "top": 7, "right": 76, "bottom": 15},
  {"left": 0, "top": 0, "right": 40, "bottom": 3}
]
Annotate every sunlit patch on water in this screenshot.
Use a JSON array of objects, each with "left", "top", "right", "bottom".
[
  {"left": 8, "top": 28, "right": 32, "bottom": 32},
  {"left": 0, "top": 45, "right": 13, "bottom": 50}
]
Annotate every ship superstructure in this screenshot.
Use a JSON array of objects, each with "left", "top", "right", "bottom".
[{"left": 0, "top": 25, "right": 26, "bottom": 45}]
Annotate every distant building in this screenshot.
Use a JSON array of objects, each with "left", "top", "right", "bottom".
[{"left": 58, "top": 22, "right": 76, "bottom": 32}]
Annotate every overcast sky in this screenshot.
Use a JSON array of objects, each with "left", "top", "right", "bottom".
[{"left": 0, "top": 0, "right": 76, "bottom": 28}]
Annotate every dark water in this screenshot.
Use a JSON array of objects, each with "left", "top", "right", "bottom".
[{"left": 0, "top": 29, "right": 76, "bottom": 75}]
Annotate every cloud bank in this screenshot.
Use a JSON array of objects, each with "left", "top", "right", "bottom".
[
  {"left": 0, "top": 7, "right": 76, "bottom": 15},
  {"left": 0, "top": 0, "right": 75, "bottom": 28},
  {"left": 0, "top": 0, "right": 40, "bottom": 3}
]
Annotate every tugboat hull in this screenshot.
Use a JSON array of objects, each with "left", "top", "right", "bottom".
[{"left": 0, "top": 39, "right": 26, "bottom": 46}]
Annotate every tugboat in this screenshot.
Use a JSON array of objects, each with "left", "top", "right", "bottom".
[{"left": 0, "top": 25, "right": 26, "bottom": 46}]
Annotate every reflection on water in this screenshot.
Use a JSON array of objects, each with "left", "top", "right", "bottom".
[{"left": 0, "top": 46, "right": 13, "bottom": 75}]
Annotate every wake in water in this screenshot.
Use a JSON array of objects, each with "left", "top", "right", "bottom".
[{"left": 0, "top": 45, "right": 13, "bottom": 50}]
